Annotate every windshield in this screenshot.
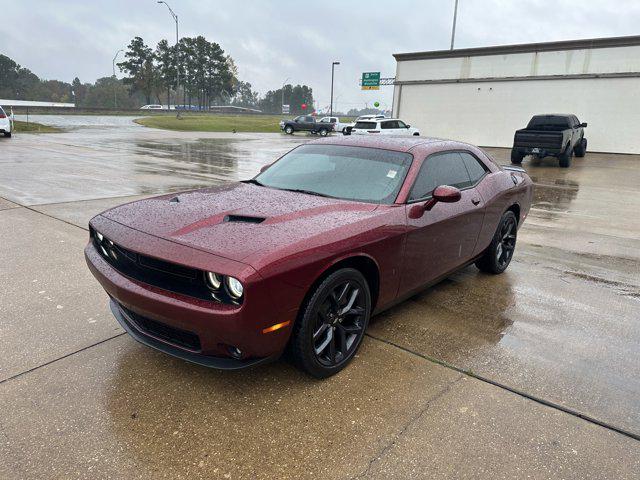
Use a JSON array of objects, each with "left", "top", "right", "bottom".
[{"left": 255, "top": 144, "right": 412, "bottom": 204}]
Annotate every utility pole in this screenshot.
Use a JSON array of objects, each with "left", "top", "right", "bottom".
[
  {"left": 450, "top": 0, "right": 459, "bottom": 50},
  {"left": 330, "top": 61, "right": 340, "bottom": 117},
  {"left": 281, "top": 77, "right": 290, "bottom": 114},
  {"left": 112, "top": 49, "right": 124, "bottom": 109},
  {"left": 157, "top": 1, "right": 180, "bottom": 116}
]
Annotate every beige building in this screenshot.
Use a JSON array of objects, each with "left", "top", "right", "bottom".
[{"left": 392, "top": 36, "right": 640, "bottom": 154}]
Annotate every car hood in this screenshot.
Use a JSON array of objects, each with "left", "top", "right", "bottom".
[{"left": 101, "top": 183, "right": 380, "bottom": 263}]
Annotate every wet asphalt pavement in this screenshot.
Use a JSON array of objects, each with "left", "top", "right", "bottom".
[{"left": 1, "top": 117, "right": 639, "bottom": 479}]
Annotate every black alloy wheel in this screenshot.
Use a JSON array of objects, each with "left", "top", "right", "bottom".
[
  {"left": 476, "top": 210, "right": 518, "bottom": 274},
  {"left": 495, "top": 215, "right": 517, "bottom": 270},
  {"left": 290, "top": 268, "right": 371, "bottom": 378}
]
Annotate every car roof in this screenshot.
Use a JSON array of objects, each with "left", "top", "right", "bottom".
[
  {"left": 307, "top": 135, "right": 449, "bottom": 152},
  {"left": 356, "top": 117, "right": 403, "bottom": 122},
  {"left": 531, "top": 114, "right": 573, "bottom": 118}
]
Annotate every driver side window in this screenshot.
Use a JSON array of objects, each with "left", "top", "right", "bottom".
[{"left": 408, "top": 152, "right": 472, "bottom": 201}]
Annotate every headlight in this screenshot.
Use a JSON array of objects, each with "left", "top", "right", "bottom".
[
  {"left": 95, "top": 231, "right": 104, "bottom": 242},
  {"left": 226, "top": 276, "right": 244, "bottom": 299},
  {"left": 205, "top": 271, "right": 222, "bottom": 290}
]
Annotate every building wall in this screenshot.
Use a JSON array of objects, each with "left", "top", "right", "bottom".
[
  {"left": 396, "top": 45, "right": 640, "bottom": 82},
  {"left": 393, "top": 76, "right": 640, "bottom": 153},
  {"left": 393, "top": 44, "right": 640, "bottom": 154}
]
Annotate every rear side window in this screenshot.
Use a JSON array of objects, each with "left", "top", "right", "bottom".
[
  {"left": 409, "top": 152, "right": 472, "bottom": 201},
  {"left": 354, "top": 121, "right": 376, "bottom": 129},
  {"left": 459, "top": 152, "right": 488, "bottom": 184},
  {"left": 381, "top": 121, "right": 396, "bottom": 129},
  {"left": 0, "top": 107, "right": 5, "bottom": 116}
]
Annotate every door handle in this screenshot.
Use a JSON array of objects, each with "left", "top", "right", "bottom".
[{"left": 471, "top": 198, "right": 481, "bottom": 206}]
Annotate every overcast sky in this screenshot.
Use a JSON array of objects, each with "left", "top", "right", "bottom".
[{"left": 3, "top": 0, "right": 640, "bottom": 112}]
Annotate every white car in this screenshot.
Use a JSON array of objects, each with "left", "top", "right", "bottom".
[
  {"left": 0, "top": 106, "right": 12, "bottom": 138},
  {"left": 318, "top": 116, "right": 350, "bottom": 134},
  {"left": 140, "top": 104, "right": 164, "bottom": 110},
  {"left": 350, "top": 118, "right": 420, "bottom": 136},
  {"left": 342, "top": 114, "right": 387, "bottom": 135}
]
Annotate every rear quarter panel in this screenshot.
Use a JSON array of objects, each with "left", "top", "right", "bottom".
[{"left": 473, "top": 170, "right": 532, "bottom": 256}]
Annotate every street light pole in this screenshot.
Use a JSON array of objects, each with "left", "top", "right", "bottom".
[
  {"left": 450, "top": 0, "right": 459, "bottom": 50},
  {"left": 157, "top": 1, "right": 180, "bottom": 115},
  {"left": 112, "top": 49, "right": 124, "bottom": 109},
  {"left": 330, "top": 61, "right": 340, "bottom": 117},
  {"left": 281, "top": 77, "right": 290, "bottom": 114}
]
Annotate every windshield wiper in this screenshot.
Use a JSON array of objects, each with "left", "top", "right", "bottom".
[
  {"left": 279, "top": 188, "right": 334, "bottom": 198},
  {"left": 242, "top": 178, "right": 264, "bottom": 186}
]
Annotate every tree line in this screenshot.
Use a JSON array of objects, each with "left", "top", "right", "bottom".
[
  {"left": 117, "top": 35, "right": 315, "bottom": 114},
  {"left": 1, "top": 35, "right": 315, "bottom": 114}
]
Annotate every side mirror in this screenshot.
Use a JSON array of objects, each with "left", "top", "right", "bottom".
[
  {"left": 424, "top": 185, "right": 461, "bottom": 211},
  {"left": 407, "top": 185, "right": 461, "bottom": 219},
  {"left": 580, "top": 122, "right": 587, "bottom": 128},
  {"left": 406, "top": 124, "right": 411, "bottom": 128},
  {"left": 259, "top": 163, "right": 271, "bottom": 173}
]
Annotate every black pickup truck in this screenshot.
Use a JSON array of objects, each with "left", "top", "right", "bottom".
[
  {"left": 511, "top": 114, "right": 587, "bottom": 168},
  {"left": 280, "top": 115, "right": 333, "bottom": 136}
]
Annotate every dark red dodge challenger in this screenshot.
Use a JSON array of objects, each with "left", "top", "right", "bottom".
[{"left": 86, "top": 136, "right": 533, "bottom": 378}]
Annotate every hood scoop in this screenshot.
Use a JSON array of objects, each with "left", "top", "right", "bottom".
[{"left": 223, "top": 214, "right": 266, "bottom": 224}]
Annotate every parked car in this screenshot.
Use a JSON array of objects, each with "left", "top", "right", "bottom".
[
  {"left": 343, "top": 114, "right": 387, "bottom": 135},
  {"left": 350, "top": 118, "right": 420, "bottom": 136},
  {"left": 140, "top": 104, "right": 164, "bottom": 110},
  {"left": 319, "top": 116, "right": 350, "bottom": 134},
  {"left": 280, "top": 115, "right": 333, "bottom": 136},
  {"left": 86, "top": 136, "right": 532, "bottom": 378},
  {"left": 511, "top": 114, "right": 587, "bottom": 168},
  {"left": 0, "top": 106, "right": 12, "bottom": 138}
]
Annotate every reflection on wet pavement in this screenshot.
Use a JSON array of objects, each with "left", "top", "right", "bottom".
[{"left": 0, "top": 118, "right": 306, "bottom": 205}]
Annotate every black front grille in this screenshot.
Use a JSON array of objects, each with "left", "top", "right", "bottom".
[
  {"left": 91, "top": 227, "right": 214, "bottom": 301},
  {"left": 120, "top": 304, "right": 201, "bottom": 351}
]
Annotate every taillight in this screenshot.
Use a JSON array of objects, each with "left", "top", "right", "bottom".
[{"left": 0, "top": 114, "right": 6, "bottom": 119}]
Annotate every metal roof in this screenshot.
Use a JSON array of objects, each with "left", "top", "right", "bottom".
[{"left": 394, "top": 35, "right": 640, "bottom": 62}]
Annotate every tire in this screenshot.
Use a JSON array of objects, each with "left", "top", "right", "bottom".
[
  {"left": 3, "top": 132, "right": 10, "bottom": 138},
  {"left": 284, "top": 125, "right": 294, "bottom": 135},
  {"left": 511, "top": 148, "right": 523, "bottom": 164},
  {"left": 574, "top": 138, "right": 587, "bottom": 157},
  {"left": 475, "top": 210, "right": 518, "bottom": 274},
  {"left": 319, "top": 128, "right": 329, "bottom": 137},
  {"left": 342, "top": 127, "right": 347, "bottom": 135},
  {"left": 558, "top": 144, "right": 573, "bottom": 168},
  {"left": 413, "top": 132, "right": 420, "bottom": 136},
  {"left": 289, "top": 268, "right": 371, "bottom": 378}
]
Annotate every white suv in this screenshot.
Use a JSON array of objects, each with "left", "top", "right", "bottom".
[
  {"left": 0, "top": 106, "right": 12, "bottom": 138},
  {"left": 350, "top": 118, "right": 420, "bottom": 136}
]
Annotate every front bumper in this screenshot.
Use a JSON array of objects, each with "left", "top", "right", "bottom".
[
  {"left": 110, "top": 299, "right": 276, "bottom": 369},
  {"left": 85, "top": 219, "right": 297, "bottom": 368}
]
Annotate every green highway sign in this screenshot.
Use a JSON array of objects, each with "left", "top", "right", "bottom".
[{"left": 361, "top": 72, "right": 380, "bottom": 90}]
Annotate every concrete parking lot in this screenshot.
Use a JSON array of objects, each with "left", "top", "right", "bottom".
[{"left": 1, "top": 119, "right": 639, "bottom": 479}]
